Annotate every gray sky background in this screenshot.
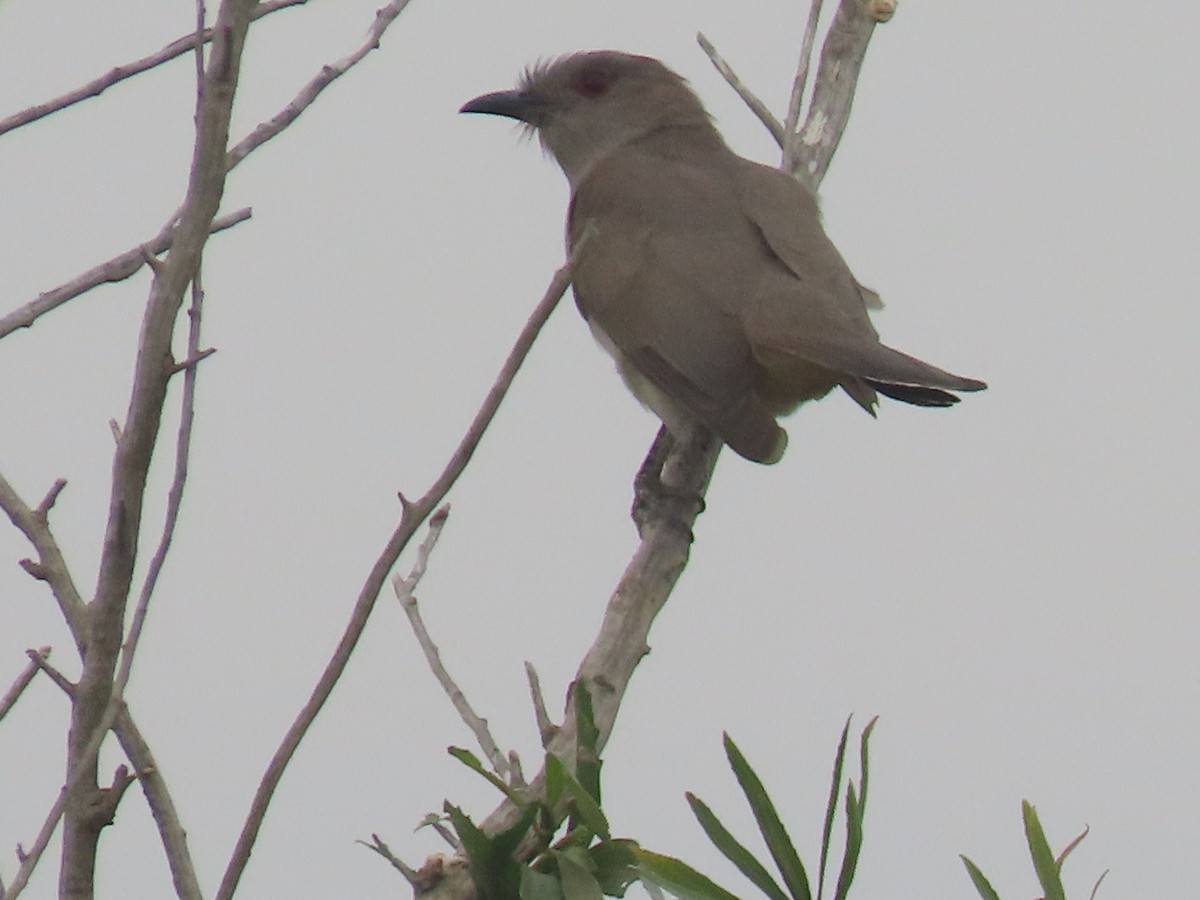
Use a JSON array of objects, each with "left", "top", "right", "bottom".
[{"left": 2, "top": 1, "right": 1198, "bottom": 897}]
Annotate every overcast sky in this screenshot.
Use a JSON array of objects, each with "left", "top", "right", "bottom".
[{"left": 2, "top": 1, "right": 1198, "bottom": 897}]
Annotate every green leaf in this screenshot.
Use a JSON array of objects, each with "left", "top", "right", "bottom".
[
  {"left": 831, "top": 784, "right": 861, "bottom": 900},
  {"left": 556, "top": 849, "right": 605, "bottom": 900},
  {"left": 546, "top": 754, "right": 610, "bottom": 841},
  {"left": 831, "top": 720, "right": 875, "bottom": 900},
  {"left": 449, "top": 746, "right": 526, "bottom": 805},
  {"left": 573, "top": 681, "right": 603, "bottom": 804},
  {"left": 959, "top": 855, "right": 1002, "bottom": 900},
  {"left": 445, "top": 803, "right": 514, "bottom": 900},
  {"left": 687, "top": 791, "right": 787, "bottom": 900},
  {"left": 723, "top": 733, "right": 811, "bottom": 900},
  {"left": 521, "top": 867, "right": 564, "bottom": 900},
  {"left": 589, "top": 840, "right": 641, "bottom": 898},
  {"left": 1022, "top": 801, "right": 1065, "bottom": 900},
  {"left": 493, "top": 802, "right": 541, "bottom": 862},
  {"left": 816, "top": 717, "right": 852, "bottom": 900},
  {"left": 634, "top": 848, "right": 741, "bottom": 900}
]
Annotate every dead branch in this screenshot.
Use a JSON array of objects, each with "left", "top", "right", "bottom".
[
  {"left": 0, "top": 648, "right": 51, "bottom": 725},
  {"left": 395, "top": 508, "right": 511, "bottom": 778},
  {"left": 0, "top": 208, "right": 250, "bottom": 340},
  {"left": 0, "top": 0, "right": 308, "bottom": 139}
]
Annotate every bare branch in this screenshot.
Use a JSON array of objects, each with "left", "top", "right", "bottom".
[
  {"left": 59, "top": 1, "right": 259, "bottom": 892},
  {"left": 0, "top": 208, "right": 249, "bottom": 340},
  {"left": 781, "top": 0, "right": 826, "bottom": 172},
  {"left": 696, "top": 33, "right": 784, "bottom": 147},
  {"left": 216, "top": 231, "right": 593, "bottom": 900},
  {"left": 0, "top": 0, "right": 307, "bottom": 138},
  {"left": 0, "top": 648, "right": 50, "bottom": 725},
  {"left": 0, "top": 474, "right": 88, "bottom": 645},
  {"left": 113, "top": 708, "right": 203, "bottom": 900},
  {"left": 790, "top": 0, "right": 887, "bottom": 187},
  {"left": 359, "top": 834, "right": 420, "bottom": 885},
  {"left": 395, "top": 509, "right": 509, "bottom": 776},
  {"left": 226, "top": 0, "right": 416, "bottom": 171},
  {"left": 524, "top": 662, "right": 556, "bottom": 748}
]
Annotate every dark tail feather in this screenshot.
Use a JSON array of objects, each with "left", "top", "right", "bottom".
[{"left": 868, "top": 381, "right": 962, "bottom": 407}]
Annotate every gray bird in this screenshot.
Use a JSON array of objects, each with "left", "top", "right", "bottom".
[{"left": 461, "top": 51, "right": 986, "bottom": 464}]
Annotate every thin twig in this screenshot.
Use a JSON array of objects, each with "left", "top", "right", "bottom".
[
  {"left": 696, "top": 33, "right": 784, "bottom": 147},
  {"left": 524, "top": 662, "right": 556, "bottom": 748},
  {"left": 225, "top": 0, "right": 416, "bottom": 170},
  {"left": 0, "top": 474, "right": 87, "bottom": 646},
  {"left": 0, "top": 0, "right": 307, "bottom": 138},
  {"left": 781, "top": 0, "right": 826, "bottom": 172},
  {"left": 216, "top": 232, "right": 593, "bottom": 900},
  {"left": 790, "top": 0, "right": 884, "bottom": 186},
  {"left": 396, "top": 508, "right": 508, "bottom": 777},
  {"left": 359, "top": 834, "right": 420, "bottom": 884},
  {"left": 0, "top": 649, "right": 50, "bottom": 725},
  {"left": 0, "top": 208, "right": 249, "bottom": 340},
  {"left": 113, "top": 708, "right": 203, "bottom": 900}
]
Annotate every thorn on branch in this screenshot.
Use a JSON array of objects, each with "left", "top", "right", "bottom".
[
  {"left": 109, "top": 419, "right": 123, "bottom": 445},
  {"left": 139, "top": 245, "right": 166, "bottom": 274},
  {"left": 868, "top": 0, "right": 897, "bottom": 22},
  {"left": 170, "top": 346, "right": 217, "bottom": 375},
  {"left": 34, "top": 479, "right": 68, "bottom": 520},
  {"left": 88, "top": 764, "right": 135, "bottom": 827},
  {"left": 19, "top": 558, "right": 48, "bottom": 581}
]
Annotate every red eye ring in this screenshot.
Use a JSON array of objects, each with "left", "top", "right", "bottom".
[{"left": 572, "top": 66, "right": 616, "bottom": 98}]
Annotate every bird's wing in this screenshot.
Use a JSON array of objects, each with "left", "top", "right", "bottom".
[
  {"left": 568, "top": 150, "right": 787, "bottom": 462},
  {"left": 733, "top": 158, "right": 987, "bottom": 395}
]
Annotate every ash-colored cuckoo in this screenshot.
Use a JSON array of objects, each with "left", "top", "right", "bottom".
[{"left": 462, "top": 51, "right": 986, "bottom": 464}]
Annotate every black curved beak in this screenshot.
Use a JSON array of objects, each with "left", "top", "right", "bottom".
[{"left": 459, "top": 90, "right": 546, "bottom": 124}]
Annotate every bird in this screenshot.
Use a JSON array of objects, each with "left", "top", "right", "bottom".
[{"left": 460, "top": 51, "right": 986, "bottom": 465}]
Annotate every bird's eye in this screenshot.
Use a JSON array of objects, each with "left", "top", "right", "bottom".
[{"left": 572, "top": 65, "right": 616, "bottom": 98}]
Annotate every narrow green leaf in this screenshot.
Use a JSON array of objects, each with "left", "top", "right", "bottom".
[
  {"left": 959, "top": 855, "right": 1003, "bottom": 900},
  {"left": 573, "top": 681, "right": 603, "bottom": 804},
  {"left": 546, "top": 754, "right": 611, "bottom": 841},
  {"left": 634, "top": 848, "right": 742, "bottom": 900},
  {"left": 831, "top": 784, "right": 862, "bottom": 900},
  {"left": 445, "top": 803, "right": 503, "bottom": 900},
  {"left": 817, "top": 717, "right": 852, "bottom": 900},
  {"left": 723, "top": 733, "right": 812, "bottom": 900},
  {"left": 521, "top": 867, "right": 565, "bottom": 900},
  {"left": 546, "top": 751, "right": 566, "bottom": 808},
  {"left": 449, "top": 746, "right": 526, "bottom": 805},
  {"left": 687, "top": 791, "right": 788, "bottom": 900},
  {"left": 493, "top": 803, "right": 541, "bottom": 862},
  {"left": 1022, "top": 801, "right": 1065, "bottom": 900},
  {"left": 589, "top": 839, "right": 641, "bottom": 897},
  {"left": 857, "top": 718, "right": 878, "bottom": 811},
  {"left": 556, "top": 849, "right": 605, "bottom": 900}
]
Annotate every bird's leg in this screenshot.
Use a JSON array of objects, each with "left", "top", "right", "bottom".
[{"left": 631, "top": 425, "right": 707, "bottom": 540}]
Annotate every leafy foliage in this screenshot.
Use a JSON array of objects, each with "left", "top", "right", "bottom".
[{"left": 960, "top": 801, "right": 1108, "bottom": 900}]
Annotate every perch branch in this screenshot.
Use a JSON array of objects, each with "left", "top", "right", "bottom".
[
  {"left": 476, "top": 0, "right": 888, "bottom": 851},
  {"left": 696, "top": 33, "right": 784, "bottom": 146}
]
